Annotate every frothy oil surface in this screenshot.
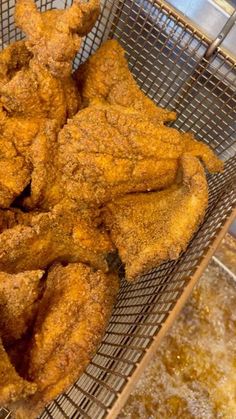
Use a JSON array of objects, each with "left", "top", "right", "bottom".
[{"left": 120, "top": 240, "right": 236, "bottom": 419}]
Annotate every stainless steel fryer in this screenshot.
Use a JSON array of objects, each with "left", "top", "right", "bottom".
[{"left": 0, "top": 0, "right": 236, "bottom": 418}]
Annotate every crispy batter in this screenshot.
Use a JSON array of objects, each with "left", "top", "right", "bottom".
[
  {"left": 0, "top": 207, "right": 33, "bottom": 233},
  {"left": 0, "top": 136, "right": 31, "bottom": 208},
  {"left": 0, "top": 104, "right": 59, "bottom": 208},
  {"left": 0, "top": 200, "right": 114, "bottom": 273},
  {"left": 0, "top": 40, "right": 32, "bottom": 86},
  {"left": 103, "top": 155, "right": 208, "bottom": 280},
  {"left": 10, "top": 263, "right": 119, "bottom": 419},
  {"left": 21, "top": 119, "right": 58, "bottom": 209},
  {"left": 74, "top": 39, "right": 176, "bottom": 124},
  {"left": 182, "top": 132, "right": 224, "bottom": 173},
  {"left": 0, "top": 337, "right": 36, "bottom": 406},
  {"left": 0, "top": 59, "right": 78, "bottom": 124},
  {"left": 32, "top": 102, "right": 182, "bottom": 208},
  {"left": 0, "top": 270, "right": 44, "bottom": 346},
  {"left": 15, "top": 0, "right": 100, "bottom": 78},
  {"left": 33, "top": 102, "right": 222, "bottom": 209}
]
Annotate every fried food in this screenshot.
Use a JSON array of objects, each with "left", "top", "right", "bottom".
[
  {"left": 182, "top": 132, "right": 223, "bottom": 173},
  {"left": 0, "top": 270, "right": 44, "bottom": 346},
  {"left": 15, "top": 0, "right": 100, "bottom": 78},
  {"left": 0, "top": 104, "right": 59, "bottom": 208},
  {"left": 0, "top": 40, "right": 32, "bottom": 86},
  {"left": 0, "top": 136, "right": 31, "bottom": 208},
  {"left": 103, "top": 155, "right": 208, "bottom": 280},
  {"left": 0, "top": 59, "right": 78, "bottom": 124},
  {"left": 0, "top": 337, "right": 36, "bottom": 406},
  {"left": 10, "top": 262, "right": 119, "bottom": 419},
  {"left": 74, "top": 39, "right": 176, "bottom": 124},
  {"left": 0, "top": 200, "right": 114, "bottom": 273},
  {"left": 30, "top": 102, "right": 182, "bottom": 208},
  {"left": 0, "top": 39, "right": 80, "bottom": 125},
  {"left": 33, "top": 102, "right": 221, "bottom": 209}
]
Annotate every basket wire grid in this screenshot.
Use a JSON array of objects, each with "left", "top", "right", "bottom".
[{"left": 0, "top": 0, "right": 236, "bottom": 418}]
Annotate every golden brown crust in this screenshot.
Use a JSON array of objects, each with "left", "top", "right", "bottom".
[
  {"left": 0, "top": 200, "right": 114, "bottom": 273},
  {"left": 37, "top": 102, "right": 182, "bottom": 209},
  {"left": 74, "top": 39, "right": 176, "bottom": 124},
  {"left": 103, "top": 155, "right": 209, "bottom": 280},
  {"left": 37, "top": 101, "right": 221, "bottom": 210},
  {"left": 181, "top": 132, "right": 224, "bottom": 173},
  {"left": 15, "top": 0, "right": 100, "bottom": 78},
  {"left": 0, "top": 338, "right": 36, "bottom": 406},
  {"left": 0, "top": 135, "right": 31, "bottom": 208},
  {"left": 0, "top": 270, "right": 44, "bottom": 346},
  {"left": 0, "top": 40, "right": 32, "bottom": 86},
  {"left": 10, "top": 263, "right": 119, "bottom": 419}
]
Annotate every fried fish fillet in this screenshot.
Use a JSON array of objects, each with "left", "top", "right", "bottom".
[
  {"left": 15, "top": 0, "right": 100, "bottom": 78},
  {"left": 0, "top": 40, "right": 32, "bottom": 86},
  {"left": 0, "top": 337, "right": 36, "bottom": 406},
  {"left": 103, "top": 155, "right": 208, "bottom": 280},
  {"left": 10, "top": 263, "right": 119, "bottom": 419},
  {"left": 0, "top": 58, "right": 78, "bottom": 124},
  {"left": 33, "top": 102, "right": 222, "bottom": 210},
  {"left": 74, "top": 39, "right": 176, "bottom": 124},
  {"left": 0, "top": 200, "right": 114, "bottom": 273},
  {"left": 0, "top": 136, "right": 31, "bottom": 208},
  {"left": 182, "top": 132, "right": 223, "bottom": 173},
  {"left": 0, "top": 38, "right": 79, "bottom": 124},
  {"left": 0, "top": 104, "right": 59, "bottom": 208},
  {"left": 28, "top": 102, "right": 181, "bottom": 208},
  {"left": 0, "top": 270, "right": 44, "bottom": 346}
]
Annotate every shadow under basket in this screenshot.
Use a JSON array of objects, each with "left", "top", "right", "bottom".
[{"left": 1, "top": 0, "right": 236, "bottom": 418}]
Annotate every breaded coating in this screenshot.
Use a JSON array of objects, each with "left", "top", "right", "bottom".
[
  {"left": 0, "top": 337, "right": 36, "bottom": 406},
  {"left": 0, "top": 40, "right": 32, "bottom": 86},
  {"left": 0, "top": 270, "right": 44, "bottom": 346},
  {"left": 0, "top": 200, "right": 114, "bottom": 273},
  {"left": 0, "top": 136, "right": 31, "bottom": 208},
  {"left": 0, "top": 59, "right": 78, "bottom": 124},
  {"left": 15, "top": 0, "right": 100, "bottom": 78},
  {"left": 103, "top": 155, "right": 208, "bottom": 280},
  {"left": 182, "top": 132, "right": 224, "bottom": 173},
  {"left": 35, "top": 102, "right": 222, "bottom": 210},
  {"left": 74, "top": 39, "right": 176, "bottom": 124},
  {"left": 0, "top": 207, "right": 33, "bottom": 233},
  {"left": 10, "top": 263, "right": 119, "bottom": 419},
  {"left": 0, "top": 105, "right": 59, "bottom": 208},
  {"left": 34, "top": 102, "right": 182, "bottom": 208}
]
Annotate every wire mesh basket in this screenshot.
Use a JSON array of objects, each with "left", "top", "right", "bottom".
[{"left": 0, "top": 0, "right": 236, "bottom": 418}]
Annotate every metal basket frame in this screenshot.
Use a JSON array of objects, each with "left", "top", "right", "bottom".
[{"left": 0, "top": 1, "right": 236, "bottom": 418}]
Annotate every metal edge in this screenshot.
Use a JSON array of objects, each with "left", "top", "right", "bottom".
[
  {"left": 153, "top": 0, "right": 236, "bottom": 64},
  {"left": 106, "top": 208, "right": 236, "bottom": 419}
]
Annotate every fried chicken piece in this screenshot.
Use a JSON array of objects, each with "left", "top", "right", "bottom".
[
  {"left": 0, "top": 337, "right": 36, "bottom": 406},
  {"left": 103, "top": 155, "right": 208, "bottom": 280},
  {"left": 10, "top": 263, "right": 119, "bottom": 419},
  {"left": 0, "top": 270, "right": 44, "bottom": 346},
  {"left": 0, "top": 200, "right": 114, "bottom": 273},
  {"left": 74, "top": 39, "right": 176, "bottom": 124},
  {"left": 33, "top": 102, "right": 221, "bottom": 210}
]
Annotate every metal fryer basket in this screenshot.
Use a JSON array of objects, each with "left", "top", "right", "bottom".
[{"left": 0, "top": 0, "right": 236, "bottom": 418}]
